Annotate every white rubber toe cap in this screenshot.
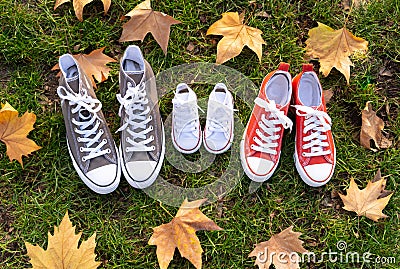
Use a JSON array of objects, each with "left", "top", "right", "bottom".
[
  {"left": 86, "top": 164, "right": 118, "bottom": 186},
  {"left": 303, "top": 163, "right": 334, "bottom": 183},
  {"left": 126, "top": 161, "right": 156, "bottom": 181},
  {"left": 247, "top": 157, "right": 274, "bottom": 176}
]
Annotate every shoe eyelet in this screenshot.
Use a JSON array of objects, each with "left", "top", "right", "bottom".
[
  {"left": 77, "top": 137, "right": 81, "bottom": 142},
  {"left": 149, "top": 116, "right": 153, "bottom": 120},
  {"left": 106, "top": 148, "right": 111, "bottom": 154},
  {"left": 151, "top": 135, "right": 154, "bottom": 140},
  {"left": 82, "top": 157, "right": 87, "bottom": 162},
  {"left": 302, "top": 145, "right": 305, "bottom": 149},
  {"left": 100, "top": 129, "right": 104, "bottom": 134},
  {"left": 253, "top": 137, "right": 256, "bottom": 141},
  {"left": 150, "top": 126, "right": 153, "bottom": 131},
  {"left": 251, "top": 145, "right": 255, "bottom": 150},
  {"left": 302, "top": 152, "right": 306, "bottom": 157},
  {"left": 102, "top": 139, "right": 107, "bottom": 143},
  {"left": 80, "top": 147, "right": 84, "bottom": 152},
  {"left": 151, "top": 146, "right": 155, "bottom": 150},
  {"left": 126, "top": 137, "right": 129, "bottom": 142}
]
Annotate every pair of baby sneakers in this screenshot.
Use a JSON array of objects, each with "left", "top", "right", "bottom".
[
  {"left": 240, "top": 63, "right": 335, "bottom": 187},
  {"left": 171, "top": 83, "right": 235, "bottom": 154},
  {"left": 57, "top": 45, "right": 164, "bottom": 194}
]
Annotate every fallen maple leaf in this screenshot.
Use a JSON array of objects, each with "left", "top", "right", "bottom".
[
  {"left": 148, "top": 199, "right": 222, "bottom": 269},
  {"left": 0, "top": 102, "right": 41, "bottom": 166},
  {"left": 52, "top": 47, "right": 116, "bottom": 89},
  {"left": 360, "top": 101, "right": 392, "bottom": 150},
  {"left": 25, "top": 211, "right": 101, "bottom": 268},
  {"left": 249, "top": 226, "right": 308, "bottom": 269},
  {"left": 206, "top": 12, "right": 266, "bottom": 64},
  {"left": 119, "top": 0, "right": 181, "bottom": 55},
  {"left": 54, "top": 0, "right": 111, "bottom": 21},
  {"left": 339, "top": 169, "right": 393, "bottom": 221},
  {"left": 305, "top": 22, "right": 368, "bottom": 84}
]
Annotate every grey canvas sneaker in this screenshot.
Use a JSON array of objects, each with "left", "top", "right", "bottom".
[
  {"left": 57, "top": 54, "right": 120, "bottom": 194},
  {"left": 117, "top": 45, "right": 165, "bottom": 189}
]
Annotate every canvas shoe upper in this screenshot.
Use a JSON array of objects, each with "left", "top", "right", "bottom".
[
  {"left": 240, "top": 63, "right": 293, "bottom": 182},
  {"left": 292, "top": 64, "right": 335, "bottom": 187},
  {"left": 57, "top": 54, "right": 120, "bottom": 194},
  {"left": 203, "top": 83, "right": 234, "bottom": 154},
  {"left": 117, "top": 45, "right": 165, "bottom": 189},
  {"left": 171, "top": 83, "right": 202, "bottom": 154}
]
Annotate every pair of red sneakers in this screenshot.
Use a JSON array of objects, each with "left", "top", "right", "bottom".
[{"left": 240, "top": 63, "right": 335, "bottom": 187}]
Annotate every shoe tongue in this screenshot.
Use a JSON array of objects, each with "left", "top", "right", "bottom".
[
  {"left": 66, "top": 75, "right": 80, "bottom": 93},
  {"left": 126, "top": 71, "right": 144, "bottom": 85}
]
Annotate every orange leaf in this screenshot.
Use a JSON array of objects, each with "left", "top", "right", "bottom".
[
  {"left": 339, "top": 169, "right": 393, "bottom": 221},
  {"left": 54, "top": 0, "right": 111, "bottom": 22},
  {"left": 360, "top": 101, "right": 392, "bottom": 150},
  {"left": 249, "top": 226, "right": 308, "bottom": 269},
  {"left": 52, "top": 48, "right": 116, "bottom": 89},
  {"left": 25, "top": 211, "right": 101, "bottom": 268},
  {"left": 119, "top": 0, "right": 181, "bottom": 55},
  {"left": 148, "top": 199, "right": 222, "bottom": 269},
  {"left": 305, "top": 22, "right": 368, "bottom": 84},
  {"left": 0, "top": 102, "right": 41, "bottom": 166},
  {"left": 206, "top": 12, "right": 266, "bottom": 64}
]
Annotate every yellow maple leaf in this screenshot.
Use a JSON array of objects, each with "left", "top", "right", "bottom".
[
  {"left": 119, "top": 0, "right": 181, "bottom": 55},
  {"left": 339, "top": 169, "right": 393, "bottom": 221},
  {"left": 305, "top": 22, "right": 368, "bottom": 84},
  {"left": 207, "top": 12, "right": 266, "bottom": 64},
  {"left": 148, "top": 199, "right": 222, "bottom": 269},
  {"left": 25, "top": 211, "right": 101, "bottom": 269},
  {"left": 54, "top": 0, "right": 111, "bottom": 21},
  {"left": 52, "top": 47, "right": 116, "bottom": 89},
  {"left": 0, "top": 102, "right": 41, "bottom": 166},
  {"left": 249, "top": 226, "right": 308, "bottom": 269}
]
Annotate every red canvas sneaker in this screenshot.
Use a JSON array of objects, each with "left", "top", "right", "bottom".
[
  {"left": 292, "top": 64, "right": 336, "bottom": 187},
  {"left": 240, "top": 63, "right": 293, "bottom": 182}
]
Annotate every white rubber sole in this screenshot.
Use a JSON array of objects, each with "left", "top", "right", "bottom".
[
  {"left": 293, "top": 140, "right": 336, "bottom": 187},
  {"left": 171, "top": 130, "right": 202, "bottom": 154},
  {"left": 120, "top": 127, "right": 165, "bottom": 189},
  {"left": 240, "top": 139, "right": 279, "bottom": 182},
  {"left": 66, "top": 138, "right": 121, "bottom": 194}
]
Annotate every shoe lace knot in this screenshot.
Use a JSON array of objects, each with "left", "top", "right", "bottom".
[
  {"left": 293, "top": 105, "right": 332, "bottom": 157},
  {"left": 251, "top": 97, "right": 293, "bottom": 155},
  {"left": 57, "top": 86, "right": 110, "bottom": 162},
  {"left": 117, "top": 82, "right": 154, "bottom": 152},
  {"left": 206, "top": 100, "right": 236, "bottom": 135},
  {"left": 172, "top": 97, "right": 203, "bottom": 134}
]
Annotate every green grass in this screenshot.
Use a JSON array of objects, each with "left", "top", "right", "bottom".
[{"left": 1, "top": 0, "right": 400, "bottom": 268}]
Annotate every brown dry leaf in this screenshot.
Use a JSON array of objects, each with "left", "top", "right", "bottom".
[
  {"left": 305, "top": 22, "right": 368, "bottom": 84},
  {"left": 52, "top": 48, "right": 116, "bottom": 89},
  {"left": 360, "top": 101, "right": 392, "bottom": 150},
  {"left": 339, "top": 169, "right": 393, "bottom": 221},
  {"left": 54, "top": 0, "right": 111, "bottom": 21},
  {"left": 323, "top": 89, "right": 334, "bottom": 104},
  {"left": 119, "top": 0, "right": 181, "bottom": 55},
  {"left": 148, "top": 199, "right": 222, "bottom": 269},
  {"left": 249, "top": 226, "right": 308, "bottom": 269},
  {"left": 25, "top": 211, "right": 101, "bottom": 268},
  {"left": 206, "top": 12, "right": 266, "bottom": 64},
  {"left": 0, "top": 102, "right": 41, "bottom": 166}
]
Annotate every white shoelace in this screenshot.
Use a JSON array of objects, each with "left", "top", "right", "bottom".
[
  {"left": 172, "top": 97, "right": 203, "bottom": 134},
  {"left": 251, "top": 97, "right": 293, "bottom": 154},
  {"left": 207, "top": 101, "right": 236, "bottom": 135},
  {"left": 57, "top": 86, "right": 110, "bottom": 162},
  {"left": 293, "top": 105, "right": 332, "bottom": 157},
  {"left": 117, "top": 82, "right": 154, "bottom": 152}
]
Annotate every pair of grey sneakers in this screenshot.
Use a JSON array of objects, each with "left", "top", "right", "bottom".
[{"left": 57, "top": 45, "right": 164, "bottom": 194}]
